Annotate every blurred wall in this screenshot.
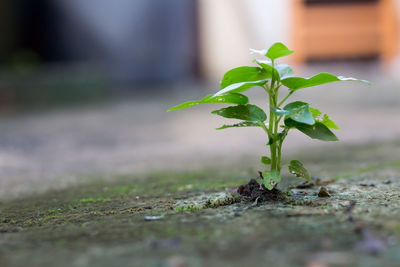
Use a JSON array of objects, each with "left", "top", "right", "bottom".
[
  {"left": 55, "top": 0, "right": 198, "bottom": 84},
  {"left": 0, "top": 0, "right": 198, "bottom": 85},
  {"left": 199, "top": 0, "right": 292, "bottom": 80},
  {"left": 2, "top": 0, "right": 400, "bottom": 88},
  {"left": 199, "top": 0, "right": 400, "bottom": 80}
]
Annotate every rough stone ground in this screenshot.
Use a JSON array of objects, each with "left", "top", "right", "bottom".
[
  {"left": 1, "top": 140, "right": 400, "bottom": 267},
  {"left": 1, "top": 63, "right": 400, "bottom": 266}
]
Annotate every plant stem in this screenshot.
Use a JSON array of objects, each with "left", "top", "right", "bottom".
[
  {"left": 278, "top": 91, "right": 294, "bottom": 107},
  {"left": 268, "top": 60, "right": 277, "bottom": 172},
  {"left": 269, "top": 108, "right": 277, "bottom": 171},
  {"left": 277, "top": 128, "right": 289, "bottom": 172},
  {"left": 258, "top": 121, "right": 271, "bottom": 139}
]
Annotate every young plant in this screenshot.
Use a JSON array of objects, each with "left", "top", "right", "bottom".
[{"left": 168, "top": 43, "right": 369, "bottom": 190}]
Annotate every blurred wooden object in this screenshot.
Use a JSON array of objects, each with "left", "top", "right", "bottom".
[{"left": 292, "top": 0, "right": 398, "bottom": 63}]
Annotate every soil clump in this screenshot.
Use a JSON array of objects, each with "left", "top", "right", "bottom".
[{"left": 237, "top": 178, "right": 285, "bottom": 202}]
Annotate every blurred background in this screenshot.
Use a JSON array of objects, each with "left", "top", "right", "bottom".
[{"left": 1, "top": 0, "right": 400, "bottom": 198}]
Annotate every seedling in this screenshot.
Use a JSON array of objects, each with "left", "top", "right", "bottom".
[{"left": 168, "top": 42, "right": 369, "bottom": 190}]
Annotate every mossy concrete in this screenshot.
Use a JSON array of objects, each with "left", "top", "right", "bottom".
[{"left": 1, "top": 140, "right": 400, "bottom": 267}]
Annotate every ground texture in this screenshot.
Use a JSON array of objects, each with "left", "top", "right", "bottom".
[{"left": 1, "top": 140, "right": 400, "bottom": 267}]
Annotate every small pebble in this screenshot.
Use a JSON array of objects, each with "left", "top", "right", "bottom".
[{"left": 318, "top": 187, "right": 331, "bottom": 197}]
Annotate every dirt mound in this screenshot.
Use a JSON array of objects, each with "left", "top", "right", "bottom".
[{"left": 237, "top": 178, "right": 284, "bottom": 202}]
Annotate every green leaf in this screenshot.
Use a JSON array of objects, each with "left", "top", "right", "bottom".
[
  {"left": 167, "top": 93, "right": 249, "bottom": 111},
  {"left": 213, "top": 80, "right": 267, "bottom": 97},
  {"left": 309, "top": 107, "right": 322, "bottom": 118},
  {"left": 321, "top": 114, "right": 340, "bottom": 130},
  {"left": 251, "top": 43, "right": 294, "bottom": 61},
  {"left": 285, "top": 118, "right": 338, "bottom": 141},
  {"left": 212, "top": 104, "right": 267, "bottom": 122},
  {"left": 288, "top": 160, "right": 311, "bottom": 181},
  {"left": 261, "top": 156, "right": 271, "bottom": 165},
  {"left": 254, "top": 60, "right": 294, "bottom": 81},
  {"left": 272, "top": 102, "right": 314, "bottom": 125},
  {"left": 281, "top": 72, "right": 370, "bottom": 91},
  {"left": 221, "top": 66, "right": 271, "bottom": 89},
  {"left": 275, "top": 64, "right": 294, "bottom": 80},
  {"left": 213, "top": 65, "right": 278, "bottom": 97},
  {"left": 216, "top": 121, "right": 259, "bottom": 130},
  {"left": 262, "top": 170, "right": 281, "bottom": 190},
  {"left": 271, "top": 107, "right": 289, "bottom": 116},
  {"left": 254, "top": 60, "right": 279, "bottom": 78},
  {"left": 283, "top": 101, "right": 315, "bottom": 125},
  {"left": 309, "top": 107, "right": 340, "bottom": 130},
  {"left": 266, "top": 43, "right": 294, "bottom": 60}
]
